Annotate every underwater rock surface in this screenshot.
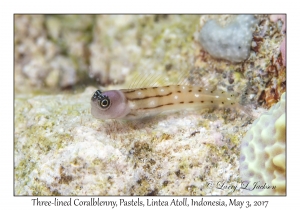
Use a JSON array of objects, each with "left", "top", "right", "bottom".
[{"left": 15, "top": 87, "right": 256, "bottom": 195}]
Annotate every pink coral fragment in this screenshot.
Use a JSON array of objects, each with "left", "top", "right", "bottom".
[
  {"left": 280, "top": 38, "right": 286, "bottom": 66},
  {"left": 270, "top": 14, "right": 286, "bottom": 66},
  {"left": 270, "top": 14, "right": 286, "bottom": 33}
]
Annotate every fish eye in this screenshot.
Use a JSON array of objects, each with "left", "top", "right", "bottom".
[
  {"left": 92, "top": 90, "right": 111, "bottom": 110},
  {"left": 99, "top": 98, "right": 110, "bottom": 109}
]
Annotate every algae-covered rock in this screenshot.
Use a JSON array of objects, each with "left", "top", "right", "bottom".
[{"left": 15, "top": 87, "right": 251, "bottom": 195}]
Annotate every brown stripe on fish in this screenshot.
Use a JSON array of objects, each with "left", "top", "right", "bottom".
[
  {"left": 126, "top": 92, "right": 173, "bottom": 101},
  {"left": 137, "top": 103, "right": 175, "bottom": 110}
]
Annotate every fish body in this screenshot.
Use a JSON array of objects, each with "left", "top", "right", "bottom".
[{"left": 91, "top": 85, "right": 239, "bottom": 120}]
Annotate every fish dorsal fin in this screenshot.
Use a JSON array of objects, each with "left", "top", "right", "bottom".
[
  {"left": 124, "top": 67, "right": 197, "bottom": 89},
  {"left": 125, "top": 71, "right": 176, "bottom": 88}
]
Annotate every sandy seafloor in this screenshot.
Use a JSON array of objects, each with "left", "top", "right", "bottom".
[{"left": 14, "top": 15, "right": 286, "bottom": 195}]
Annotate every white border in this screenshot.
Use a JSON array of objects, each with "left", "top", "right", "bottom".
[{"left": 3, "top": 0, "right": 297, "bottom": 209}]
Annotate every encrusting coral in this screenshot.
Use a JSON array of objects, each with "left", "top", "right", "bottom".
[{"left": 239, "top": 93, "right": 286, "bottom": 195}]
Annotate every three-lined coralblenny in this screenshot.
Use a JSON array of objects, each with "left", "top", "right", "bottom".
[{"left": 91, "top": 85, "right": 242, "bottom": 120}]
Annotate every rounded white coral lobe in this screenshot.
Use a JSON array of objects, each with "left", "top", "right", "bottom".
[
  {"left": 239, "top": 93, "right": 286, "bottom": 195},
  {"left": 199, "top": 15, "right": 258, "bottom": 62}
]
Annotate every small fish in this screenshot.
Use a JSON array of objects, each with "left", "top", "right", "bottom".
[{"left": 91, "top": 85, "right": 245, "bottom": 120}]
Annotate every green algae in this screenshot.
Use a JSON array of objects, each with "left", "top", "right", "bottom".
[{"left": 179, "top": 157, "right": 190, "bottom": 174}]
